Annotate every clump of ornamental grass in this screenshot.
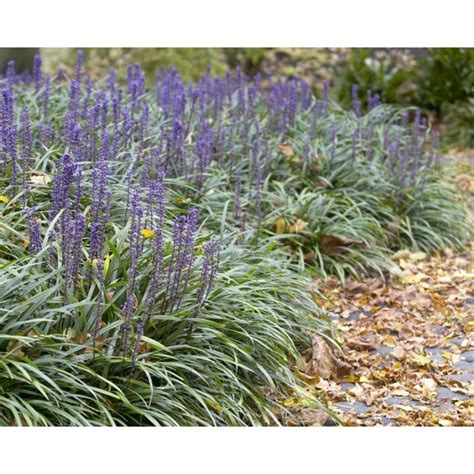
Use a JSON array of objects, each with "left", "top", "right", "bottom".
[
  {"left": 260, "top": 185, "right": 394, "bottom": 281},
  {"left": 0, "top": 55, "right": 338, "bottom": 425},
  {"left": 3, "top": 52, "right": 470, "bottom": 283},
  {"left": 0, "top": 203, "right": 332, "bottom": 425},
  {"left": 258, "top": 97, "right": 471, "bottom": 273},
  {"left": 1, "top": 51, "right": 471, "bottom": 424},
  {"left": 0, "top": 151, "right": 334, "bottom": 426}
]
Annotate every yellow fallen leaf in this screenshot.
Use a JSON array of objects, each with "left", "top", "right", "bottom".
[
  {"left": 411, "top": 353, "right": 432, "bottom": 366},
  {"left": 295, "top": 370, "right": 320, "bottom": 386},
  {"left": 140, "top": 228, "right": 156, "bottom": 239},
  {"left": 408, "top": 251, "right": 427, "bottom": 261},
  {"left": 400, "top": 273, "right": 427, "bottom": 284},
  {"left": 275, "top": 217, "right": 286, "bottom": 234},
  {"left": 288, "top": 219, "right": 308, "bottom": 233},
  {"left": 359, "top": 375, "right": 370, "bottom": 383},
  {"left": 372, "top": 369, "right": 387, "bottom": 380},
  {"left": 399, "top": 258, "right": 409, "bottom": 269},
  {"left": 385, "top": 335, "right": 397, "bottom": 347},
  {"left": 441, "top": 352, "right": 452, "bottom": 361},
  {"left": 281, "top": 397, "right": 297, "bottom": 408}
]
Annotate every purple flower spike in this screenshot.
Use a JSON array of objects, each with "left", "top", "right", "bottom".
[
  {"left": 26, "top": 208, "right": 42, "bottom": 254},
  {"left": 33, "top": 54, "right": 42, "bottom": 91},
  {"left": 195, "top": 237, "right": 221, "bottom": 313}
]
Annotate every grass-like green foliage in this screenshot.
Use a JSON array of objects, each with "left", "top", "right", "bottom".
[
  {"left": 197, "top": 100, "right": 471, "bottom": 280},
  {"left": 0, "top": 194, "right": 333, "bottom": 426},
  {"left": 0, "top": 53, "right": 471, "bottom": 426},
  {"left": 389, "top": 175, "right": 472, "bottom": 252}
]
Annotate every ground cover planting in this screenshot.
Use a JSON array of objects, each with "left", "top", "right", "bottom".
[{"left": 0, "top": 52, "right": 471, "bottom": 425}]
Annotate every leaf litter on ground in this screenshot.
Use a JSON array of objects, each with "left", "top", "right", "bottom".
[{"left": 309, "top": 242, "right": 473, "bottom": 426}]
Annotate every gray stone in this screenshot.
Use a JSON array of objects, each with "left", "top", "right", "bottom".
[
  {"left": 434, "top": 401, "right": 457, "bottom": 413},
  {"left": 432, "top": 324, "right": 445, "bottom": 335},
  {"left": 446, "top": 373, "right": 474, "bottom": 383},
  {"left": 348, "top": 311, "right": 361, "bottom": 321},
  {"left": 450, "top": 337, "right": 468, "bottom": 347},
  {"left": 426, "top": 347, "right": 444, "bottom": 364},
  {"left": 460, "top": 351, "right": 474, "bottom": 363},
  {"left": 436, "top": 387, "right": 469, "bottom": 401},
  {"left": 372, "top": 346, "right": 393, "bottom": 357},
  {"left": 463, "top": 297, "right": 474, "bottom": 306},
  {"left": 340, "top": 383, "right": 356, "bottom": 391},
  {"left": 335, "top": 401, "right": 371, "bottom": 414},
  {"left": 323, "top": 418, "right": 338, "bottom": 427},
  {"left": 454, "top": 360, "right": 474, "bottom": 372},
  {"left": 385, "top": 396, "right": 426, "bottom": 407}
]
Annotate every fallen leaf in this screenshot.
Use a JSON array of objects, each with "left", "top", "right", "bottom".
[
  {"left": 288, "top": 219, "right": 308, "bottom": 233},
  {"left": 411, "top": 353, "right": 432, "bottom": 367},
  {"left": 320, "top": 234, "right": 365, "bottom": 255},
  {"left": 278, "top": 144, "right": 294, "bottom": 157},
  {"left": 408, "top": 251, "right": 427, "bottom": 261},
  {"left": 300, "top": 408, "right": 329, "bottom": 426},
  {"left": 275, "top": 217, "right": 286, "bottom": 234},
  {"left": 29, "top": 174, "right": 52, "bottom": 185},
  {"left": 310, "top": 335, "right": 351, "bottom": 379},
  {"left": 391, "top": 249, "right": 411, "bottom": 261},
  {"left": 391, "top": 346, "right": 406, "bottom": 360},
  {"left": 400, "top": 272, "right": 427, "bottom": 284},
  {"left": 421, "top": 378, "right": 437, "bottom": 393}
]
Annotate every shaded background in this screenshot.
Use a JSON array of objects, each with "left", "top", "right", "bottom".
[{"left": 1, "top": 48, "right": 472, "bottom": 148}]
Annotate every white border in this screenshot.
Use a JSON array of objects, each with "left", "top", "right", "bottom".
[
  {"left": 0, "top": 1, "right": 473, "bottom": 46},
  {"left": 0, "top": 2, "right": 472, "bottom": 473},
  {"left": 0, "top": 427, "right": 472, "bottom": 473}
]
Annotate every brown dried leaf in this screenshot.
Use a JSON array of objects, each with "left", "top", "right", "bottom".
[
  {"left": 320, "top": 234, "right": 365, "bottom": 255},
  {"left": 300, "top": 408, "right": 329, "bottom": 426},
  {"left": 278, "top": 143, "right": 294, "bottom": 157}
]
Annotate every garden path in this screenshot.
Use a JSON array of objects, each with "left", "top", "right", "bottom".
[{"left": 315, "top": 243, "right": 473, "bottom": 426}]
